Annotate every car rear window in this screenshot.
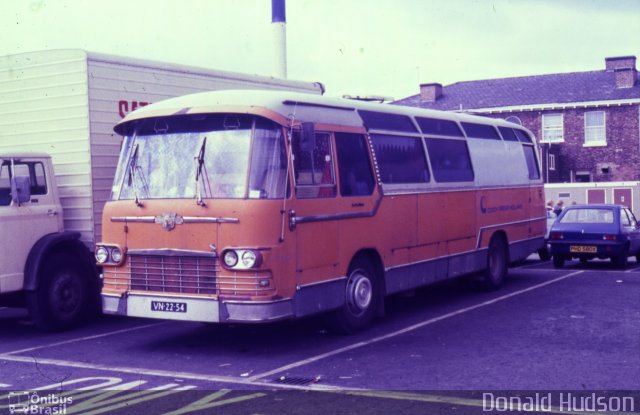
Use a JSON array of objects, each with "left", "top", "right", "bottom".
[{"left": 559, "top": 208, "right": 614, "bottom": 224}]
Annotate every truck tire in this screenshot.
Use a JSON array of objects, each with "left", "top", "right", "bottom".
[
  {"left": 27, "top": 253, "right": 91, "bottom": 331},
  {"left": 327, "top": 257, "right": 379, "bottom": 334}
]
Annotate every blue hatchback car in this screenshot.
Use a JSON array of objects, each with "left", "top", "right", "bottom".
[{"left": 549, "top": 204, "right": 640, "bottom": 268}]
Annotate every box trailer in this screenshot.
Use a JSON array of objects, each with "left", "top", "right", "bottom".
[
  {"left": 545, "top": 182, "right": 640, "bottom": 216},
  {"left": 0, "top": 49, "right": 324, "bottom": 329}
]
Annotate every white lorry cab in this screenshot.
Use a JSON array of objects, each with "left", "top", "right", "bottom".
[{"left": 0, "top": 153, "right": 99, "bottom": 329}]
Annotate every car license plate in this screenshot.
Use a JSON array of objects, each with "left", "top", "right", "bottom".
[
  {"left": 570, "top": 245, "right": 597, "bottom": 253},
  {"left": 151, "top": 301, "right": 187, "bottom": 313}
]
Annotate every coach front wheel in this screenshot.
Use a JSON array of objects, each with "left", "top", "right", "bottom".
[{"left": 328, "top": 257, "right": 379, "bottom": 333}]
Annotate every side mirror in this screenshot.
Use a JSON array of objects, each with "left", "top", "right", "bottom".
[
  {"left": 11, "top": 176, "right": 31, "bottom": 204},
  {"left": 299, "top": 122, "right": 316, "bottom": 152}
]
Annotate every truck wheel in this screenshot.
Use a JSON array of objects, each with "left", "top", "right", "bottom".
[
  {"left": 27, "top": 253, "right": 91, "bottom": 331},
  {"left": 327, "top": 257, "right": 379, "bottom": 334},
  {"left": 482, "top": 235, "right": 508, "bottom": 290}
]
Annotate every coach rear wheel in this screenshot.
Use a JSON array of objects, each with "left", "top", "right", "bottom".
[
  {"left": 482, "top": 235, "right": 508, "bottom": 290},
  {"left": 328, "top": 257, "right": 379, "bottom": 333}
]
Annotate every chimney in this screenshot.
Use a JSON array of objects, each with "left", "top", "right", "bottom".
[
  {"left": 420, "top": 83, "right": 442, "bottom": 102},
  {"left": 605, "top": 56, "right": 637, "bottom": 88},
  {"left": 605, "top": 56, "right": 636, "bottom": 71}
]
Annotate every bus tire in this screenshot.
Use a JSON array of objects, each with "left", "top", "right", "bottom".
[
  {"left": 26, "top": 253, "right": 91, "bottom": 331},
  {"left": 482, "top": 235, "right": 508, "bottom": 290},
  {"left": 328, "top": 257, "right": 379, "bottom": 334},
  {"left": 538, "top": 246, "right": 551, "bottom": 261}
]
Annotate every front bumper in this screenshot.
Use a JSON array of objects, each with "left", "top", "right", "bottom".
[{"left": 102, "top": 292, "right": 295, "bottom": 323}]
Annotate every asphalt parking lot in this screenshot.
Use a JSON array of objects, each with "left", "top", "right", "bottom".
[{"left": 1, "top": 257, "right": 639, "bottom": 414}]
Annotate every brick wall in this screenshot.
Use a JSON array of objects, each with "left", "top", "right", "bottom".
[{"left": 485, "top": 104, "right": 640, "bottom": 183}]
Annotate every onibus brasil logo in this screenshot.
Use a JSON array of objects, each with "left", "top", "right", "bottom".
[{"left": 8, "top": 391, "right": 72, "bottom": 414}]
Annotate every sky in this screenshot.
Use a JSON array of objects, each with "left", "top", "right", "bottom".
[{"left": 1, "top": 0, "right": 639, "bottom": 99}]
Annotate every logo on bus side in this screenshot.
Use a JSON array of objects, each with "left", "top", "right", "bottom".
[
  {"left": 480, "top": 196, "right": 523, "bottom": 214},
  {"left": 154, "top": 213, "right": 184, "bottom": 231}
]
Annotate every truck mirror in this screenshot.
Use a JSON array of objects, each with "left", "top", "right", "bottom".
[
  {"left": 299, "top": 122, "right": 316, "bottom": 152},
  {"left": 11, "top": 176, "right": 31, "bottom": 204}
]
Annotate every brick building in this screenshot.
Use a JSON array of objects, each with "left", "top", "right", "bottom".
[{"left": 394, "top": 56, "right": 640, "bottom": 183}]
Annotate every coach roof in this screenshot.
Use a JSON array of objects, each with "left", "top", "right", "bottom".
[{"left": 114, "top": 89, "right": 526, "bottom": 136}]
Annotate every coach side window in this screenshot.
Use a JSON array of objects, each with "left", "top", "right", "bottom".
[
  {"left": 292, "top": 130, "right": 336, "bottom": 198},
  {"left": 425, "top": 138, "right": 474, "bottom": 182},
  {"left": 370, "top": 134, "right": 430, "bottom": 184},
  {"left": 335, "top": 133, "right": 375, "bottom": 196}
]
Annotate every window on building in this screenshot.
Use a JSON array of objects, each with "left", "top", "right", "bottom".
[
  {"left": 584, "top": 111, "right": 606, "bottom": 146},
  {"left": 575, "top": 171, "right": 591, "bottom": 183},
  {"left": 541, "top": 113, "right": 563, "bottom": 143},
  {"left": 370, "top": 134, "right": 429, "bottom": 184}
]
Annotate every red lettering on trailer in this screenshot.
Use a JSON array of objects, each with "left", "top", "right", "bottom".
[{"left": 118, "top": 100, "right": 151, "bottom": 118}]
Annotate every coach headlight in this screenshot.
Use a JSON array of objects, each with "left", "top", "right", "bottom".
[
  {"left": 95, "top": 245, "right": 125, "bottom": 265},
  {"left": 241, "top": 250, "right": 257, "bottom": 268},
  {"left": 222, "top": 249, "right": 262, "bottom": 270},
  {"left": 95, "top": 247, "right": 109, "bottom": 264},
  {"left": 223, "top": 250, "right": 239, "bottom": 268},
  {"left": 111, "top": 247, "right": 123, "bottom": 263}
]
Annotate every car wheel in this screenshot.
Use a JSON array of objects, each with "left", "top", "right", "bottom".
[
  {"left": 613, "top": 251, "right": 628, "bottom": 269},
  {"left": 553, "top": 255, "right": 565, "bottom": 269},
  {"left": 538, "top": 246, "right": 551, "bottom": 261},
  {"left": 327, "top": 257, "right": 379, "bottom": 333},
  {"left": 635, "top": 253, "right": 640, "bottom": 263}
]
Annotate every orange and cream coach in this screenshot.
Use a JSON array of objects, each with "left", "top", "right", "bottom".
[{"left": 97, "top": 90, "right": 546, "bottom": 332}]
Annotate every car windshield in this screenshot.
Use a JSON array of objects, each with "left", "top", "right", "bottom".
[
  {"left": 111, "top": 114, "right": 288, "bottom": 201},
  {"left": 559, "top": 208, "right": 614, "bottom": 224}
]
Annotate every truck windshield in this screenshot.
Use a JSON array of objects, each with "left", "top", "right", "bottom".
[{"left": 111, "top": 114, "right": 289, "bottom": 201}]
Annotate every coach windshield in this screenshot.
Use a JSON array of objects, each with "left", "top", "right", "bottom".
[{"left": 111, "top": 114, "right": 288, "bottom": 201}]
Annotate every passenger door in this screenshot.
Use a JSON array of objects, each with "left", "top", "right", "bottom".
[{"left": 290, "top": 129, "right": 340, "bottom": 285}]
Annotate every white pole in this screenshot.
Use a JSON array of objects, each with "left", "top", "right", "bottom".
[{"left": 272, "top": 0, "right": 287, "bottom": 79}]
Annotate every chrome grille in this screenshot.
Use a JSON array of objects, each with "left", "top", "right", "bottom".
[
  {"left": 103, "top": 252, "right": 275, "bottom": 297},
  {"left": 129, "top": 254, "right": 218, "bottom": 294}
]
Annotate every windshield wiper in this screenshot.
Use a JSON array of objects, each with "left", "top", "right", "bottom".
[
  {"left": 126, "top": 143, "right": 148, "bottom": 207},
  {"left": 195, "top": 136, "right": 211, "bottom": 206}
]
